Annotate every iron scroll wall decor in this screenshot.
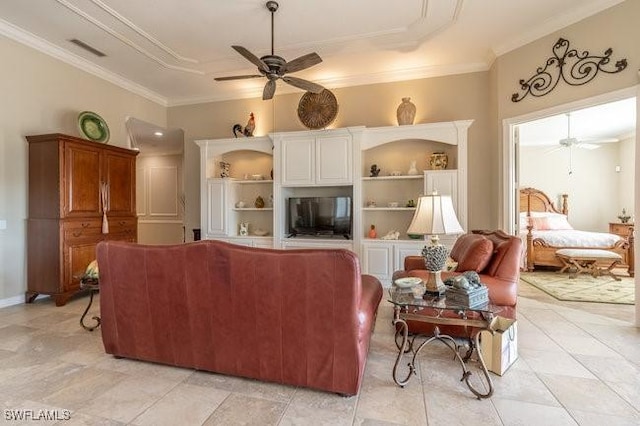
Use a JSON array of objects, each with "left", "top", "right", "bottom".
[{"left": 512, "top": 38, "right": 627, "bottom": 102}]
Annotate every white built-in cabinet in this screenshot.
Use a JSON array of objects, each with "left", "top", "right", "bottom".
[
  {"left": 196, "top": 120, "right": 472, "bottom": 285},
  {"left": 275, "top": 131, "right": 353, "bottom": 186},
  {"left": 197, "top": 137, "right": 274, "bottom": 241}
]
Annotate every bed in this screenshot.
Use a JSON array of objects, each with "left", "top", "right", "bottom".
[{"left": 519, "top": 187, "right": 634, "bottom": 277}]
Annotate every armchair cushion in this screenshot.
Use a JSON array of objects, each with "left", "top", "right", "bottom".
[{"left": 449, "top": 234, "right": 493, "bottom": 272}]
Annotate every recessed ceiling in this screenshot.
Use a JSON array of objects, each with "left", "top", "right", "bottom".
[
  {"left": 126, "top": 117, "right": 183, "bottom": 156},
  {"left": 0, "top": 0, "right": 625, "bottom": 105}
]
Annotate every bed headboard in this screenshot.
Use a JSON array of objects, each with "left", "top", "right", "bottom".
[{"left": 519, "top": 187, "right": 568, "bottom": 216}]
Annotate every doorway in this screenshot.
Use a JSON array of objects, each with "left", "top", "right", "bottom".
[
  {"left": 126, "top": 117, "right": 185, "bottom": 244},
  {"left": 502, "top": 86, "right": 638, "bottom": 323}
]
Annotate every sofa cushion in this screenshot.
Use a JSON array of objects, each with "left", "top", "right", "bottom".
[{"left": 449, "top": 234, "right": 493, "bottom": 272}]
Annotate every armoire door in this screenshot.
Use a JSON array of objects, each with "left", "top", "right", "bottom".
[
  {"left": 64, "top": 142, "right": 101, "bottom": 217},
  {"left": 103, "top": 151, "right": 136, "bottom": 216}
]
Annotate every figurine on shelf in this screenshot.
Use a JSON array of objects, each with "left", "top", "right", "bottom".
[
  {"left": 254, "top": 195, "right": 265, "bottom": 208},
  {"left": 366, "top": 200, "right": 376, "bottom": 208},
  {"left": 407, "top": 160, "right": 418, "bottom": 175},
  {"left": 232, "top": 112, "right": 256, "bottom": 138},
  {"left": 406, "top": 199, "right": 416, "bottom": 208},
  {"left": 380, "top": 230, "right": 400, "bottom": 240},
  {"left": 368, "top": 224, "right": 377, "bottom": 239},
  {"left": 239, "top": 222, "right": 249, "bottom": 236},
  {"left": 219, "top": 161, "right": 230, "bottom": 178},
  {"left": 370, "top": 164, "right": 381, "bottom": 177}
]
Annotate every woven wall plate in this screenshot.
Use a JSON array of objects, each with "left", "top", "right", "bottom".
[{"left": 297, "top": 89, "right": 338, "bottom": 130}]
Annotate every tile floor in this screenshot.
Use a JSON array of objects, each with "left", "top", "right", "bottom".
[{"left": 0, "top": 280, "right": 638, "bottom": 425}]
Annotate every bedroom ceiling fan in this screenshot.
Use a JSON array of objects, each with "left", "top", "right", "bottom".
[
  {"left": 214, "top": 1, "right": 325, "bottom": 100},
  {"left": 548, "top": 112, "right": 618, "bottom": 153}
]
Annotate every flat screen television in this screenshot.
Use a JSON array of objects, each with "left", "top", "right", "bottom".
[{"left": 287, "top": 196, "right": 352, "bottom": 239}]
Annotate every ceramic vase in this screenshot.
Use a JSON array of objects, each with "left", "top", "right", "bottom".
[
  {"left": 408, "top": 160, "right": 418, "bottom": 175},
  {"left": 396, "top": 97, "right": 416, "bottom": 126},
  {"left": 429, "top": 152, "right": 448, "bottom": 170}
]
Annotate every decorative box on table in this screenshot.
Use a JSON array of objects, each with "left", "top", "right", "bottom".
[{"left": 445, "top": 284, "right": 489, "bottom": 308}]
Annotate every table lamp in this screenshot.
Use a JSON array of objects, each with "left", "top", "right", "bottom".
[{"left": 406, "top": 192, "right": 464, "bottom": 295}]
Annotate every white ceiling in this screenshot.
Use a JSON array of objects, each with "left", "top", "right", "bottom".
[
  {"left": 0, "top": 0, "right": 627, "bottom": 106},
  {"left": 518, "top": 97, "right": 636, "bottom": 148},
  {"left": 126, "top": 117, "right": 184, "bottom": 156}
]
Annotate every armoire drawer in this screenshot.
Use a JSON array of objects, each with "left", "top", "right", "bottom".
[
  {"left": 108, "top": 217, "right": 137, "bottom": 234},
  {"left": 63, "top": 219, "right": 103, "bottom": 240}
]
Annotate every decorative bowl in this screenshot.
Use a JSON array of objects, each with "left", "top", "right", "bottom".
[
  {"left": 251, "top": 174, "right": 263, "bottom": 180},
  {"left": 407, "top": 234, "right": 422, "bottom": 239},
  {"left": 394, "top": 277, "right": 422, "bottom": 288},
  {"left": 253, "top": 229, "right": 269, "bottom": 236}
]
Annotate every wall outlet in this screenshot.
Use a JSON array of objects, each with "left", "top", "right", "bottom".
[{"left": 0, "top": 220, "right": 6, "bottom": 230}]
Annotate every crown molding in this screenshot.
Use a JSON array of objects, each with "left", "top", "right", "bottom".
[
  {"left": 54, "top": 0, "right": 203, "bottom": 75},
  {"left": 87, "top": 0, "right": 198, "bottom": 64},
  {"left": 168, "top": 61, "right": 489, "bottom": 107},
  {"left": 0, "top": 18, "right": 168, "bottom": 106},
  {"left": 492, "top": 0, "right": 625, "bottom": 57}
]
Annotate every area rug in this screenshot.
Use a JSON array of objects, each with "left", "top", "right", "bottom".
[{"left": 520, "top": 271, "right": 635, "bottom": 305}]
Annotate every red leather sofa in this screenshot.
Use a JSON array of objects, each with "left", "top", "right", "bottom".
[
  {"left": 393, "top": 230, "right": 522, "bottom": 336},
  {"left": 97, "top": 240, "right": 383, "bottom": 396}
]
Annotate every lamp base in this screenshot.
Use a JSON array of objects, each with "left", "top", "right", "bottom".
[{"left": 424, "top": 270, "right": 446, "bottom": 296}]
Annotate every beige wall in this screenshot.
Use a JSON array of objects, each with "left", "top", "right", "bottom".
[
  {"left": 494, "top": 0, "right": 639, "bottom": 209},
  {"left": 136, "top": 154, "right": 185, "bottom": 245},
  {"left": 493, "top": 0, "right": 639, "bottom": 323},
  {"left": 520, "top": 144, "right": 621, "bottom": 232},
  {"left": 168, "top": 72, "right": 493, "bottom": 241},
  {"left": 0, "top": 35, "right": 166, "bottom": 300},
  {"left": 618, "top": 135, "right": 635, "bottom": 216}
]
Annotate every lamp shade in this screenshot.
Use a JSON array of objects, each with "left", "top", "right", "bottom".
[{"left": 407, "top": 194, "right": 464, "bottom": 236}]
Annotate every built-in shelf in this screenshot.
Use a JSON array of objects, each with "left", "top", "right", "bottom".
[
  {"left": 361, "top": 175, "right": 423, "bottom": 181},
  {"left": 233, "top": 179, "right": 274, "bottom": 184},
  {"left": 362, "top": 207, "right": 416, "bottom": 211},
  {"left": 232, "top": 207, "right": 273, "bottom": 211},
  {"left": 363, "top": 237, "right": 425, "bottom": 242}
]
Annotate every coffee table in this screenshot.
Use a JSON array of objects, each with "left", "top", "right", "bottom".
[{"left": 388, "top": 287, "right": 499, "bottom": 399}]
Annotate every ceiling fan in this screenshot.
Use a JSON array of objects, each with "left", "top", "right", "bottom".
[
  {"left": 214, "top": 1, "right": 325, "bottom": 100},
  {"left": 550, "top": 112, "right": 618, "bottom": 152}
]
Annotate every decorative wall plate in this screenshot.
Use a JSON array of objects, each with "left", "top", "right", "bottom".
[
  {"left": 297, "top": 89, "right": 338, "bottom": 130},
  {"left": 78, "top": 111, "right": 110, "bottom": 143}
]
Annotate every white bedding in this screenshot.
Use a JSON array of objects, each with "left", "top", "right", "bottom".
[{"left": 528, "top": 229, "right": 622, "bottom": 247}]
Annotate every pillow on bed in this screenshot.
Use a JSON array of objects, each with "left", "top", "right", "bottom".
[{"left": 530, "top": 213, "right": 573, "bottom": 230}]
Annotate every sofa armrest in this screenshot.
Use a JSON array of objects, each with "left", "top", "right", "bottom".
[{"left": 359, "top": 275, "right": 383, "bottom": 322}]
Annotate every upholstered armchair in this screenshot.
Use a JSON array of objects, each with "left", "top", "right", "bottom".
[{"left": 392, "top": 230, "right": 523, "bottom": 337}]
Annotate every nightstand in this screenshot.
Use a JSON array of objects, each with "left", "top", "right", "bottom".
[{"left": 609, "top": 222, "right": 634, "bottom": 238}]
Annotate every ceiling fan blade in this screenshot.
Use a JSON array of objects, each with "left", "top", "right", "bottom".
[
  {"left": 282, "top": 76, "right": 324, "bottom": 93},
  {"left": 577, "top": 143, "right": 600, "bottom": 150},
  {"left": 544, "top": 145, "right": 563, "bottom": 155},
  {"left": 214, "top": 75, "right": 263, "bottom": 81},
  {"left": 263, "top": 79, "right": 276, "bottom": 100},
  {"left": 581, "top": 137, "right": 619, "bottom": 144},
  {"left": 282, "top": 52, "right": 322, "bottom": 74},
  {"left": 232, "top": 45, "right": 269, "bottom": 73}
]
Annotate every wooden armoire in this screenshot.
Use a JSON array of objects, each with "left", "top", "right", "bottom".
[{"left": 26, "top": 133, "right": 138, "bottom": 306}]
